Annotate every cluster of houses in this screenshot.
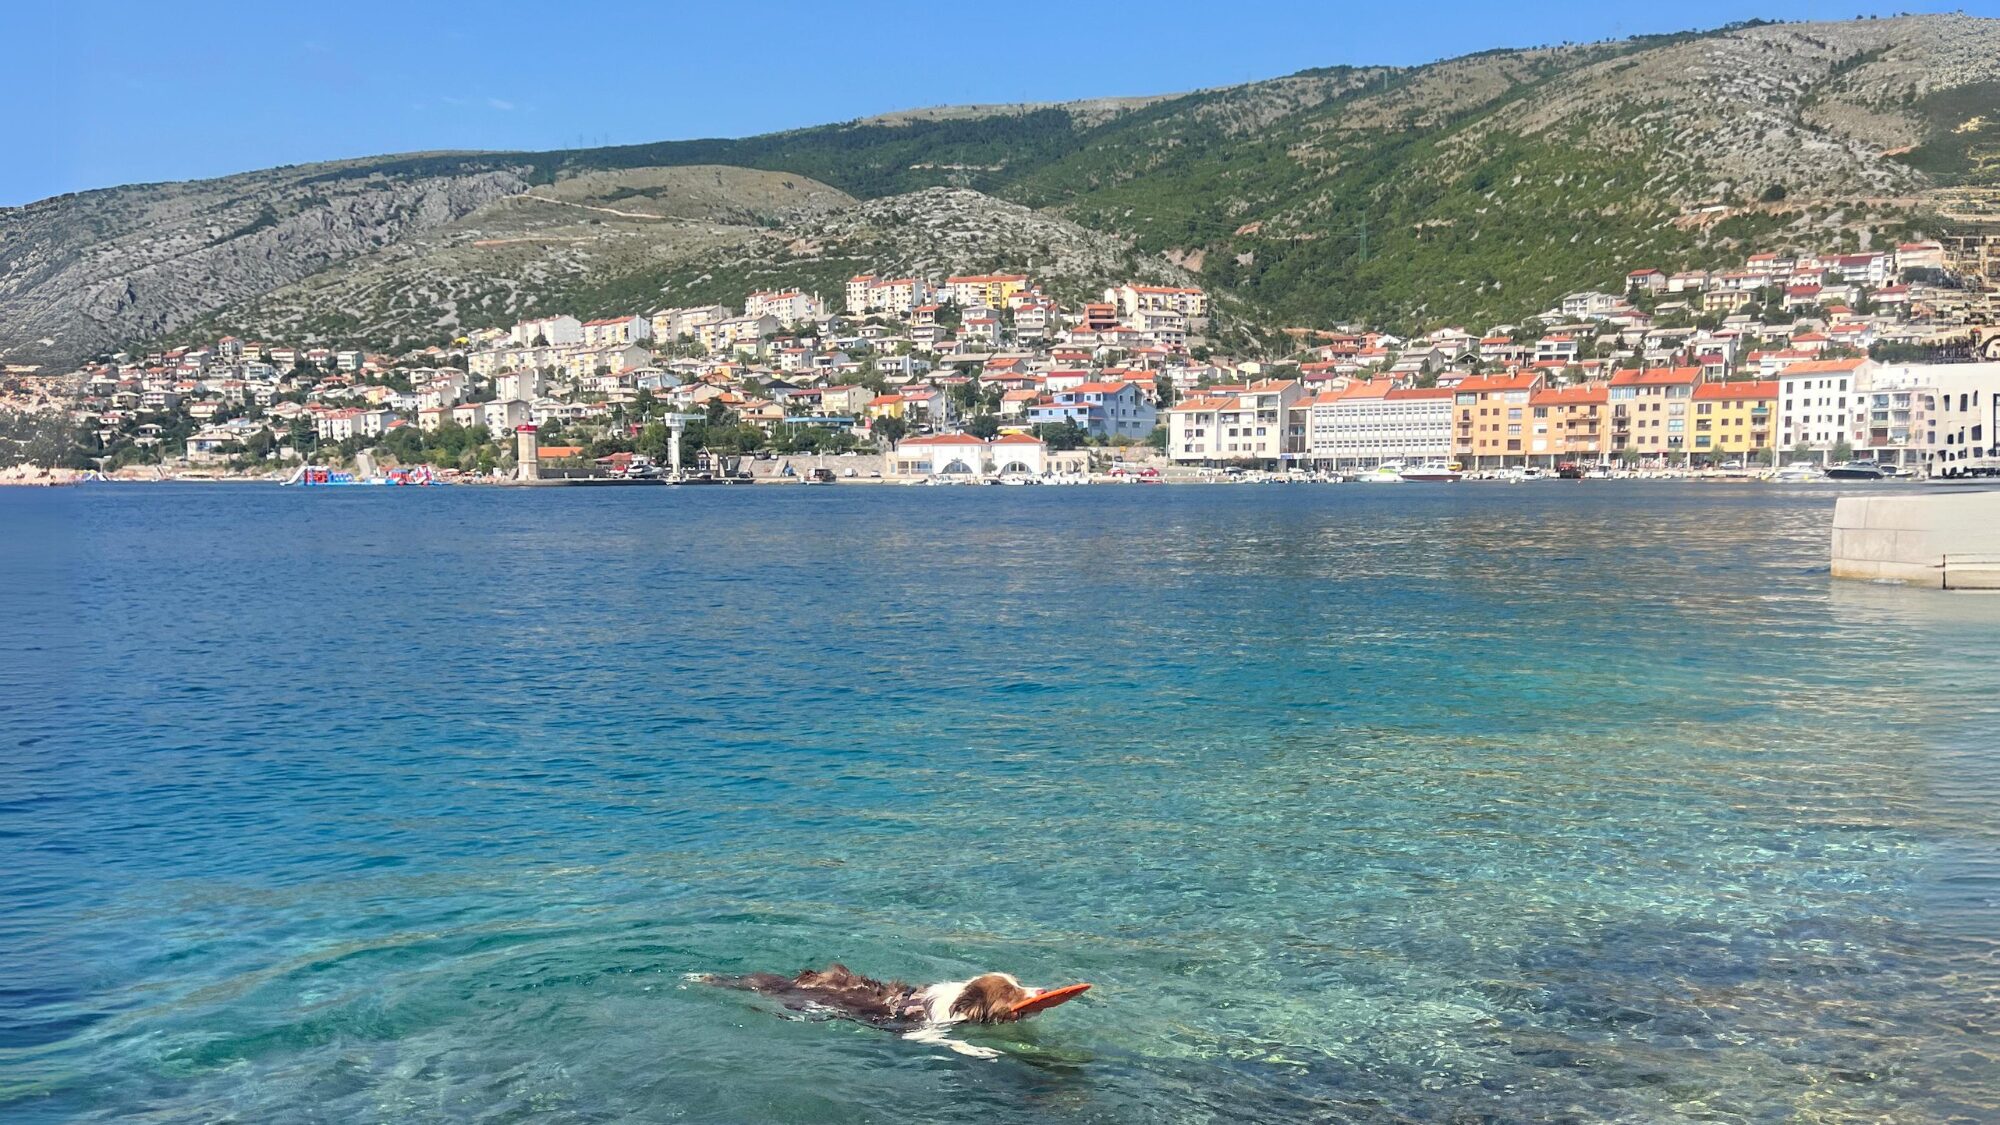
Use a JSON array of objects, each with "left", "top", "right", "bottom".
[
  {"left": 40, "top": 273, "right": 1216, "bottom": 471},
  {"left": 1168, "top": 358, "right": 2000, "bottom": 476},
  {"left": 20, "top": 236, "right": 2000, "bottom": 479},
  {"left": 1163, "top": 240, "right": 1999, "bottom": 474}
]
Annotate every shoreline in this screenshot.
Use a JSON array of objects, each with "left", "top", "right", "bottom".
[{"left": 10, "top": 471, "right": 1987, "bottom": 490}]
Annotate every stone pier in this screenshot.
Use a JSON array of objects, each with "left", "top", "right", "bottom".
[{"left": 1831, "top": 489, "right": 2000, "bottom": 588}]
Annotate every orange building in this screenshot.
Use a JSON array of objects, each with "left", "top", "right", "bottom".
[
  {"left": 1525, "top": 382, "right": 1610, "bottom": 466},
  {"left": 1452, "top": 372, "right": 1544, "bottom": 467}
]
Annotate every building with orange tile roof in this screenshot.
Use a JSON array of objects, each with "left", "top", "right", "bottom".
[
  {"left": 1165, "top": 379, "right": 1305, "bottom": 465},
  {"left": 1451, "top": 372, "right": 1543, "bottom": 467},
  {"left": 1688, "top": 379, "right": 1776, "bottom": 462},
  {"left": 887, "top": 431, "right": 1049, "bottom": 479},
  {"left": 1525, "top": 382, "right": 1610, "bottom": 465},
  {"left": 1776, "top": 357, "right": 1871, "bottom": 456},
  {"left": 1306, "top": 383, "right": 1454, "bottom": 467},
  {"left": 1608, "top": 366, "right": 1703, "bottom": 461}
]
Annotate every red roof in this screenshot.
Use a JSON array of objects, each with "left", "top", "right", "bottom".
[
  {"left": 1781, "top": 358, "right": 1867, "bottom": 375},
  {"left": 1454, "top": 373, "right": 1541, "bottom": 393},
  {"left": 1609, "top": 366, "right": 1700, "bottom": 387},
  {"left": 904, "top": 433, "right": 986, "bottom": 445},
  {"left": 1337, "top": 380, "right": 1392, "bottom": 400},
  {"left": 1692, "top": 380, "right": 1776, "bottom": 401},
  {"left": 1530, "top": 383, "right": 1609, "bottom": 406}
]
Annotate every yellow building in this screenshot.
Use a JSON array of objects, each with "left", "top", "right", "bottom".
[
  {"left": 1690, "top": 379, "right": 1776, "bottom": 462},
  {"left": 945, "top": 273, "right": 1029, "bottom": 309},
  {"left": 864, "top": 394, "right": 907, "bottom": 421}
]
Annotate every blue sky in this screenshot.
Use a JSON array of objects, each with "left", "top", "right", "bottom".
[{"left": 10, "top": 0, "right": 1990, "bottom": 205}]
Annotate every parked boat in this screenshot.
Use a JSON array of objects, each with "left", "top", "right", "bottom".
[
  {"left": 1357, "top": 463, "right": 1405, "bottom": 484},
  {"left": 1774, "top": 462, "right": 1824, "bottom": 482},
  {"left": 1556, "top": 461, "right": 1587, "bottom": 480},
  {"left": 802, "top": 467, "right": 837, "bottom": 485},
  {"left": 283, "top": 463, "right": 442, "bottom": 486},
  {"left": 1826, "top": 461, "right": 1888, "bottom": 481},
  {"left": 1398, "top": 461, "right": 1463, "bottom": 483}
]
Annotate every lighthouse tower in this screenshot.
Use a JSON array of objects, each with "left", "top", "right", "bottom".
[{"left": 515, "top": 424, "right": 540, "bottom": 482}]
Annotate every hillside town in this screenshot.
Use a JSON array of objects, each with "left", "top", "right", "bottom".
[{"left": 4, "top": 240, "right": 1999, "bottom": 484}]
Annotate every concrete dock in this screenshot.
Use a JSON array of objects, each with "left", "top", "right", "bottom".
[{"left": 1831, "top": 489, "right": 2000, "bottom": 589}]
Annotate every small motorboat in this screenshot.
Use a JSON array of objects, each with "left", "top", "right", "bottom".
[
  {"left": 802, "top": 467, "right": 837, "bottom": 485},
  {"left": 1825, "top": 461, "right": 1887, "bottom": 481},
  {"left": 1357, "top": 464, "right": 1405, "bottom": 484},
  {"left": 1774, "top": 462, "right": 1824, "bottom": 482}
]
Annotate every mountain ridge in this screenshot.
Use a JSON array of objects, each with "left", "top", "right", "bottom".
[{"left": 6, "top": 14, "right": 1997, "bottom": 366}]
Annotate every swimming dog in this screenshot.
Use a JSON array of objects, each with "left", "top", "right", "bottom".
[{"left": 697, "top": 964, "right": 1088, "bottom": 1058}]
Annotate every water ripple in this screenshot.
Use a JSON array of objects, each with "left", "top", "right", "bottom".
[{"left": 2, "top": 482, "right": 1996, "bottom": 1122}]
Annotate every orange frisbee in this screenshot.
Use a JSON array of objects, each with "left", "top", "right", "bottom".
[{"left": 1011, "top": 982, "right": 1091, "bottom": 1017}]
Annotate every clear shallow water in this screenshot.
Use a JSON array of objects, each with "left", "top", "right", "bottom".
[{"left": 2, "top": 482, "right": 1997, "bottom": 1123}]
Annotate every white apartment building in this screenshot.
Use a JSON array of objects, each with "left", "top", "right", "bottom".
[
  {"left": 1874, "top": 361, "right": 2000, "bottom": 475},
  {"left": 697, "top": 314, "right": 781, "bottom": 353},
  {"left": 846, "top": 275, "right": 933, "bottom": 316},
  {"left": 651, "top": 305, "right": 730, "bottom": 342},
  {"left": 481, "top": 399, "right": 533, "bottom": 434},
  {"left": 496, "top": 370, "right": 544, "bottom": 403},
  {"left": 1560, "top": 291, "right": 1621, "bottom": 318},
  {"left": 1777, "top": 357, "right": 1869, "bottom": 456},
  {"left": 580, "top": 316, "right": 651, "bottom": 347},
  {"left": 1105, "top": 284, "right": 1209, "bottom": 321},
  {"left": 1306, "top": 385, "right": 1453, "bottom": 467},
  {"left": 511, "top": 315, "right": 582, "bottom": 348},
  {"left": 1166, "top": 379, "right": 1305, "bottom": 465},
  {"left": 743, "top": 290, "right": 821, "bottom": 325}
]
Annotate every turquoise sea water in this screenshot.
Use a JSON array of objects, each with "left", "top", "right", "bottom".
[{"left": 2, "top": 482, "right": 1997, "bottom": 1122}]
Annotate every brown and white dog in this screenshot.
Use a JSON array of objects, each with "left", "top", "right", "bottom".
[{"left": 697, "top": 964, "right": 1084, "bottom": 1058}]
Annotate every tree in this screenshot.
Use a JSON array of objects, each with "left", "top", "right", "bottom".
[
  {"left": 1145, "top": 425, "right": 1169, "bottom": 451},
  {"left": 1759, "top": 183, "right": 1788, "bottom": 203},
  {"left": 1830, "top": 438, "right": 1854, "bottom": 463},
  {"left": 1033, "top": 418, "right": 1088, "bottom": 451},
  {"left": 965, "top": 413, "right": 1001, "bottom": 440},
  {"left": 872, "top": 414, "right": 909, "bottom": 446},
  {"left": 636, "top": 422, "right": 675, "bottom": 461},
  {"left": 949, "top": 381, "right": 980, "bottom": 417}
]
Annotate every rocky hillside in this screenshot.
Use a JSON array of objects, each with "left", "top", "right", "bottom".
[
  {"left": 177, "top": 166, "right": 855, "bottom": 349},
  {"left": 0, "top": 158, "right": 537, "bottom": 367},
  {"left": 5, "top": 14, "right": 1997, "bottom": 365},
  {"left": 189, "top": 184, "right": 1202, "bottom": 354}
]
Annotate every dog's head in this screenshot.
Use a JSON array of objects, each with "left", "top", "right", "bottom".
[{"left": 947, "top": 972, "right": 1034, "bottom": 1024}]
